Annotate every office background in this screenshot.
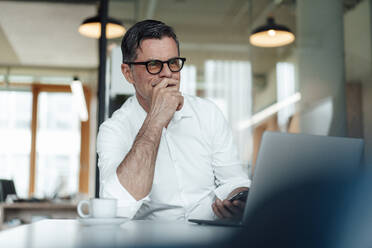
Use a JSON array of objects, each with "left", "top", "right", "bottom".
[{"left": 0, "top": 0, "right": 370, "bottom": 200}]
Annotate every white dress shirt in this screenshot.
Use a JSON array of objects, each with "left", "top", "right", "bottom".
[{"left": 97, "top": 94, "right": 251, "bottom": 220}]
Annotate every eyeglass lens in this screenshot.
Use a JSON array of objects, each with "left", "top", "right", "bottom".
[{"left": 147, "top": 58, "right": 184, "bottom": 74}]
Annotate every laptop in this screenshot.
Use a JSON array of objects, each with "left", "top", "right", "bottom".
[
  {"left": 0, "top": 179, "right": 17, "bottom": 202},
  {"left": 188, "top": 131, "right": 364, "bottom": 227}
]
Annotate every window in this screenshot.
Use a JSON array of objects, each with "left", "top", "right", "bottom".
[
  {"left": 205, "top": 60, "right": 253, "bottom": 164},
  {"left": 0, "top": 84, "right": 91, "bottom": 198},
  {"left": 276, "top": 62, "right": 296, "bottom": 127},
  {"left": 35, "top": 92, "right": 81, "bottom": 198},
  {"left": 0, "top": 91, "right": 32, "bottom": 198}
]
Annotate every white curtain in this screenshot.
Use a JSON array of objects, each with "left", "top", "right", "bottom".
[
  {"left": 205, "top": 60, "right": 253, "bottom": 165},
  {"left": 276, "top": 62, "right": 296, "bottom": 127}
]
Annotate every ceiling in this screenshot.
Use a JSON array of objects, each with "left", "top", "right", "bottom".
[
  {"left": 0, "top": 0, "right": 363, "bottom": 76},
  {"left": 0, "top": 1, "right": 97, "bottom": 68},
  {"left": 0, "top": 0, "right": 295, "bottom": 70}
]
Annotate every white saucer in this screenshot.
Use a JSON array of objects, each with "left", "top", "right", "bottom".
[{"left": 78, "top": 217, "right": 129, "bottom": 226}]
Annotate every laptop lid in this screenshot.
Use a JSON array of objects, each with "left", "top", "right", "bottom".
[
  {"left": 0, "top": 179, "right": 17, "bottom": 202},
  {"left": 242, "top": 131, "right": 364, "bottom": 221}
]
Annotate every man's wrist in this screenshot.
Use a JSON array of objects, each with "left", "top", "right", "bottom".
[
  {"left": 146, "top": 116, "right": 164, "bottom": 131},
  {"left": 137, "top": 115, "right": 164, "bottom": 145}
]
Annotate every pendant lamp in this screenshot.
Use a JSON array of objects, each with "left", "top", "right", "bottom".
[
  {"left": 250, "top": 17, "right": 295, "bottom": 47},
  {"left": 78, "top": 16, "right": 126, "bottom": 39}
]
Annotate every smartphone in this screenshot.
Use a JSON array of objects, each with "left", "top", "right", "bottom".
[{"left": 228, "top": 189, "right": 249, "bottom": 202}]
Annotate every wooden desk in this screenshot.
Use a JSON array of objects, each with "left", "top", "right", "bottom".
[
  {"left": 0, "top": 219, "right": 237, "bottom": 247},
  {"left": 0, "top": 202, "right": 77, "bottom": 229}
]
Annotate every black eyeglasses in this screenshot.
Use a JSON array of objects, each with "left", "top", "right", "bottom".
[{"left": 124, "top": 57, "right": 186, "bottom": 75}]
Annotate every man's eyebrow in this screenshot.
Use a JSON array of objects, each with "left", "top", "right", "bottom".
[
  {"left": 135, "top": 56, "right": 179, "bottom": 62},
  {"left": 140, "top": 57, "right": 175, "bottom": 61}
]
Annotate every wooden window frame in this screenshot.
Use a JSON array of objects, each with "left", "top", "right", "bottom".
[{"left": 1, "top": 82, "right": 91, "bottom": 196}]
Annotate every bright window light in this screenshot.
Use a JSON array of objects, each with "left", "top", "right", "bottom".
[
  {"left": 238, "top": 92, "right": 301, "bottom": 130},
  {"left": 70, "top": 79, "right": 88, "bottom": 122},
  {"left": 277, "top": 62, "right": 296, "bottom": 126}
]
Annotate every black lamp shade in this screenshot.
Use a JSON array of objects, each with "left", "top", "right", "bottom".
[
  {"left": 78, "top": 15, "right": 126, "bottom": 39},
  {"left": 250, "top": 17, "right": 295, "bottom": 47}
]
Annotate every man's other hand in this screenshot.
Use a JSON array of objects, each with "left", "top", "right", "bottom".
[{"left": 212, "top": 187, "right": 248, "bottom": 219}]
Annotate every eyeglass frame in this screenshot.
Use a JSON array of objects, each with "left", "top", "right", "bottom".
[{"left": 124, "top": 57, "right": 186, "bottom": 75}]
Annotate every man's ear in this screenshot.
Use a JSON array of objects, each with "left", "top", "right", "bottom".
[{"left": 121, "top": 63, "right": 135, "bottom": 84}]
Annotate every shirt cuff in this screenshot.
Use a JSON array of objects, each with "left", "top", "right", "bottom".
[
  {"left": 101, "top": 172, "right": 150, "bottom": 219},
  {"left": 214, "top": 178, "right": 251, "bottom": 200}
]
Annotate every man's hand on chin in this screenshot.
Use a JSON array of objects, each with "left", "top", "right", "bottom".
[{"left": 212, "top": 187, "right": 249, "bottom": 220}]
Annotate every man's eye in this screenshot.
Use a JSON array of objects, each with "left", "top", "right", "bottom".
[
  {"left": 169, "top": 59, "right": 180, "bottom": 67},
  {"left": 148, "top": 61, "right": 159, "bottom": 67}
]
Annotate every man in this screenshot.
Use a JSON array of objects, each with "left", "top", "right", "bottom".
[{"left": 97, "top": 20, "right": 251, "bottom": 220}]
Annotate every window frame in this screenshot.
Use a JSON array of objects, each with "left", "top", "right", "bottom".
[{"left": 0, "top": 82, "right": 91, "bottom": 196}]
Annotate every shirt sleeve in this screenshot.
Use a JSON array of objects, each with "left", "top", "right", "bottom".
[
  {"left": 96, "top": 117, "right": 149, "bottom": 219},
  {"left": 208, "top": 103, "right": 251, "bottom": 200}
]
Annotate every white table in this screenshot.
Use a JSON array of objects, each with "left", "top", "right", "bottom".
[{"left": 0, "top": 219, "right": 239, "bottom": 247}]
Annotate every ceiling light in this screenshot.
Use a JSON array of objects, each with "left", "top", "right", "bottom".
[
  {"left": 250, "top": 17, "right": 295, "bottom": 48},
  {"left": 78, "top": 16, "right": 126, "bottom": 39}
]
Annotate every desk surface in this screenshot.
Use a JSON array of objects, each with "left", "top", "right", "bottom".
[{"left": 0, "top": 219, "right": 238, "bottom": 248}]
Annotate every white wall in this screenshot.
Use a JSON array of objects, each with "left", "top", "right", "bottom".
[
  {"left": 344, "top": 0, "right": 372, "bottom": 83},
  {"left": 253, "top": 67, "right": 277, "bottom": 113},
  {"left": 297, "top": 0, "right": 347, "bottom": 137},
  {"left": 344, "top": 0, "right": 372, "bottom": 165},
  {"left": 109, "top": 46, "right": 135, "bottom": 96}
]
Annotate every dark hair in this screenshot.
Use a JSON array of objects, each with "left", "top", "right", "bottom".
[{"left": 121, "top": 19, "right": 179, "bottom": 63}]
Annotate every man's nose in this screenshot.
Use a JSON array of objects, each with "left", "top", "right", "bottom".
[{"left": 159, "top": 63, "right": 173, "bottom": 77}]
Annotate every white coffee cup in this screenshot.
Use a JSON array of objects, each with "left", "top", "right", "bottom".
[{"left": 77, "top": 198, "right": 117, "bottom": 218}]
